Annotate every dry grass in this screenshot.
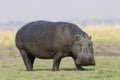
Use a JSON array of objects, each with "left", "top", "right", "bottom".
[
  {"left": 0, "top": 32, "right": 16, "bottom": 48},
  {"left": 0, "top": 24, "right": 120, "bottom": 48},
  {"left": 84, "top": 24, "right": 120, "bottom": 44}
]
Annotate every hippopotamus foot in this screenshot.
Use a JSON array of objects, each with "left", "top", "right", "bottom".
[
  {"left": 52, "top": 66, "right": 60, "bottom": 71},
  {"left": 27, "top": 68, "right": 34, "bottom": 71},
  {"left": 78, "top": 66, "right": 85, "bottom": 71},
  {"left": 76, "top": 64, "right": 85, "bottom": 71}
]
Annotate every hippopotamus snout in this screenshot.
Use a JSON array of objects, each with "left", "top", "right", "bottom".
[{"left": 76, "top": 53, "right": 95, "bottom": 66}]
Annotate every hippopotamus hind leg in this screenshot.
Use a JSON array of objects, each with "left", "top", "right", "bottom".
[{"left": 18, "top": 49, "right": 35, "bottom": 71}]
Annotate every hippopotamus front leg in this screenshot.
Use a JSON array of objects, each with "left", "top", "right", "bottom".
[
  {"left": 52, "top": 51, "right": 63, "bottom": 71},
  {"left": 75, "top": 64, "right": 85, "bottom": 71},
  {"left": 72, "top": 56, "right": 85, "bottom": 71}
]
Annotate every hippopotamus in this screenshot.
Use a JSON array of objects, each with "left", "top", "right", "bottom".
[{"left": 15, "top": 20, "right": 95, "bottom": 71}]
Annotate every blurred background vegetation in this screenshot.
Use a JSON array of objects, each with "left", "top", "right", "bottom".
[{"left": 0, "top": 23, "right": 120, "bottom": 48}]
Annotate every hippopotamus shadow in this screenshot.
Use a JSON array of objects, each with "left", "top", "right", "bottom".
[
  {"left": 28, "top": 68, "right": 76, "bottom": 71},
  {"left": 26, "top": 68, "right": 95, "bottom": 71},
  {"left": 60, "top": 68, "right": 95, "bottom": 71}
]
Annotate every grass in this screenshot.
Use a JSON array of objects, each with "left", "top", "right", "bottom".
[
  {"left": 0, "top": 25, "right": 120, "bottom": 48},
  {"left": 84, "top": 24, "right": 120, "bottom": 44},
  {"left": 0, "top": 56, "right": 120, "bottom": 80},
  {"left": 0, "top": 25, "right": 120, "bottom": 80},
  {"left": 0, "top": 32, "right": 16, "bottom": 48}
]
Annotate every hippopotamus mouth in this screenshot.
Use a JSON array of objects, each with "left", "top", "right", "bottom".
[
  {"left": 76, "top": 54, "right": 96, "bottom": 66},
  {"left": 78, "top": 58, "right": 95, "bottom": 66}
]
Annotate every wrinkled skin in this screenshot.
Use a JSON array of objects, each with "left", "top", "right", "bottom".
[{"left": 16, "top": 21, "right": 95, "bottom": 71}]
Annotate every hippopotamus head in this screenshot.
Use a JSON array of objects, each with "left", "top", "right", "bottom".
[{"left": 72, "top": 34, "right": 95, "bottom": 66}]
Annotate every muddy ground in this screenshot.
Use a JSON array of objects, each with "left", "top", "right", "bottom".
[{"left": 0, "top": 44, "right": 120, "bottom": 60}]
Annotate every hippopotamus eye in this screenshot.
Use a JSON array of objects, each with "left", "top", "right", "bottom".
[
  {"left": 79, "top": 44, "right": 82, "bottom": 47},
  {"left": 89, "top": 43, "right": 91, "bottom": 46},
  {"left": 88, "top": 42, "right": 92, "bottom": 46},
  {"left": 88, "top": 44, "right": 92, "bottom": 47}
]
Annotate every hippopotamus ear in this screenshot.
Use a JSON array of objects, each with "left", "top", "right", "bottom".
[{"left": 90, "top": 36, "right": 91, "bottom": 39}]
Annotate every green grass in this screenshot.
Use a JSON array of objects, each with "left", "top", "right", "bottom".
[{"left": 0, "top": 56, "right": 120, "bottom": 80}]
